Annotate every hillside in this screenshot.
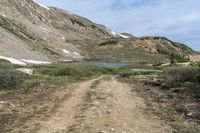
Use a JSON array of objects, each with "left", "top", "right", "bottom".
[
  {"left": 0, "top": 0, "right": 125, "bottom": 63},
  {"left": 68, "top": 36, "right": 196, "bottom": 63},
  {"left": 0, "top": 0, "right": 198, "bottom": 64}
]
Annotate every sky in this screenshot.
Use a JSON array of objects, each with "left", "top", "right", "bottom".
[{"left": 38, "top": 0, "right": 200, "bottom": 50}]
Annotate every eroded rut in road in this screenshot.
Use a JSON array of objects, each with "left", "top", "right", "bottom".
[{"left": 10, "top": 76, "right": 171, "bottom": 133}]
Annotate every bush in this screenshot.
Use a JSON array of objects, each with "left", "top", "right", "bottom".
[
  {"left": 98, "top": 39, "right": 118, "bottom": 46},
  {"left": 53, "top": 67, "right": 89, "bottom": 79},
  {"left": 0, "top": 59, "right": 13, "bottom": 69},
  {"left": 36, "top": 65, "right": 117, "bottom": 80},
  {"left": 0, "top": 69, "right": 26, "bottom": 89},
  {"left": 160, "top": 67, "right": 199, "bottom": 88}
]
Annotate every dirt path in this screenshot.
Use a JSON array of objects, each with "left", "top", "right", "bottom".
[{"left": 9, "top": 76, "right": 171, "bottom": 133}]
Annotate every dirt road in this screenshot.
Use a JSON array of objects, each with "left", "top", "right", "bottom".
[{"left": 5, "top": 76, "right": 171, "bottom": 133}]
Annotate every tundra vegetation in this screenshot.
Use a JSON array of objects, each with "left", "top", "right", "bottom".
[
  {"left": 120, "top": 64, "right": 200, "bottom": 133},
  {"left": 0, "top": 58, "right": 200, "bottom": 132}
]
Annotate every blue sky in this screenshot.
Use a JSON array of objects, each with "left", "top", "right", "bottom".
[{"left": 38, "top": 0, "right": 200, "bottom": 50}]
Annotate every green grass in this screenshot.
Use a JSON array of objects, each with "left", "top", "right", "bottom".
[
  {"left": 34, "top": 65, "right": 118, "bottom": 80},
  {"left": 33, "top": 63, "right": 161, "bottom": 79},
  {"left": 118, "top": 68, "right": 162, "bottom": 78},
  {"left": 0, "top": 59, "right": 26, "bottom": 69},
  {"left": 90, "top": 49, "right": 169, "bottom": 63}
]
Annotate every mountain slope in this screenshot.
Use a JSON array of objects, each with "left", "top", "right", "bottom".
[
  {"left": 67, "top": 36, "right": 196, "bottom": 63},
  {"left": 0, "top": 0, "right": 126, "bottom": 63},
  {"left": 0, "top": 0, "right": 198, "bottom": 64}
]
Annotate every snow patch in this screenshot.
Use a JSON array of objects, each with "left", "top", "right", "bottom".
[
  {"left": 66, "top": 11, "right": 74, "bottom": 15},
  {"left": 40, "top": 26, "right": 50, "bottom": 33},
  {"left": 63, "top": 49, "right": 71, "bottom": 54},
  {"left": 32, "top": 0, "right": 50, "bottom": 10},
  {"left": 0, "top": 56, "right": 52, "bottom": 65},
  {"left": 0, "top": 56, "right": 26, "bottom": 65},
  {"left": 106, "top": 28, "right": 129, "bottom": 39},
  {"left": 73, "top": 52, "right": 80, "bottom": 56},
  {"left": 116, "top": 33, "right": 130, "bottom": 39},
  {"left": 21, "top": 59, "right": 51, "bottom": 65},
  {"left": 64, "top": 60, "right": 74, "bottom": 63}
]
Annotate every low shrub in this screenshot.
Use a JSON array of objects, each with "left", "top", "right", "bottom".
[
  {"left": 98, "top": 39, "right": 118, "bottom": 46},
  {"left": 36, "top": 65, "right": 117, "bottom": 80},
  {"left": 160, "top": 67, "right": 199, "bottom": 88},
  {"left": 119, "top": 68, "right": 162, "bottom": 77},
  {"left": 0, "top": 69, "right": 26, "bottom": 89},
  {"left": 0, "top": 59, "right": 13, "bottom": 69}
]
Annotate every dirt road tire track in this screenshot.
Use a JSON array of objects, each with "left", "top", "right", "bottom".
[{"left": 7, "top": 76, "right": 171, "bottom": 133}]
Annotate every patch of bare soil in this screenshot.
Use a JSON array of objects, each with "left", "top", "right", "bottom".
[
  {"left": 0, "top": 76, "right": 171, "bottom": 133},
  {"left": 189, "top": 54, "right": 200, "bottom": 62}
]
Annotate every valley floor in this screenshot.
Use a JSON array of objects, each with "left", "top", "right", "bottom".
[{"left": 1, "top": 76, "right": 172, "bottom": 133}]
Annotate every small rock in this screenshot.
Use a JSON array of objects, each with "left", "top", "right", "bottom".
[
  {"left": 17, "top": 68, "right": 33, "bottom": 76},
  {"left": 154, "top": 116, "right": 159, "bottom": 119},
  {"left": 106, "top": 111, "right": 111, "bottom": 114},
  {"left": 110, "top": 128, "right": 115, "bottom": 131},
  {"left": 10, "top": 102, "right": 16, "bottom": 108},
  {"left": 94, "top": 101, "right": 99, "bottom": 105},
  {"left": 187, "top": 113, "right": 193, "bottom": 116},
  {"left": 0, "top": 101, "right": 5, "bottom": 104},
  {"left": 99, "top": 131, "right": 106, "bottom": 133},
  {"left": 59, "top": 127, "right": 66, "bottom": 130}
]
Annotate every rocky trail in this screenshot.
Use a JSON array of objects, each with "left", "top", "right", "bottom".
[{"left": 2, "top": 76, "right": 171, "bottom": 133}]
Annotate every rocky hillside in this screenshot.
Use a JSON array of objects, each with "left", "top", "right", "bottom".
[
  {"left": 0, "top": 0, "right": 198, "bottom": 64},
  {"left": 67, "top": 36, "right": 196, "bottom": 63},
  {"left": 0, "top": 0, "right": 128, "bottom": 63}
]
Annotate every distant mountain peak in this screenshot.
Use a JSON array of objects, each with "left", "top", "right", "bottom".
[{"left": 32, "top": 0, "right": 50, "bottom": 10}]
